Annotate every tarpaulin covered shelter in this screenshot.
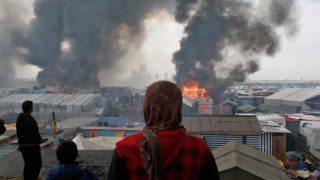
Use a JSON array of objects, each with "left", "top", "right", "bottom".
[{"left": 299, "top": 121, "right": 320, "bottom": 149}]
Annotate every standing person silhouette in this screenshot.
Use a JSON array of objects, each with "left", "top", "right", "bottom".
[
  {"left": 16, "top": 100, "right": 42, "bottom": 180},
  {"left": 108, "top": 81, "right": 220, "bottom": 180},
  {"left": 0, "top": 117, "right": 6, "bottom": 135}
]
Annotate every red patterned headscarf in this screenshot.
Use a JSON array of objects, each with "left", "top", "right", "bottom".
[{"left": 140, "top": 81, "right": 183, "bottom": 180}]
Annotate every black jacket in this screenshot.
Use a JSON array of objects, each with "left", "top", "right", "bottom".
[
  {"left": 16, "top": 113, "right": 42, "bottom": 145},
  {"left": 0, "top": 119, "right": 5, "bottom": 135}
]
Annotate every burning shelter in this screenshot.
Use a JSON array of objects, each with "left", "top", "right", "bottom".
[{"left": 181, "top": 80, "right": 214, "bottom": 115}]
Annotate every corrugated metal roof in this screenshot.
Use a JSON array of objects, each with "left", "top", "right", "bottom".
[
  {"left": 182, "top": 116, "right": 262, "bottom": 135},
  {"left": 282, "top": 88, "right": 320, "bottom": 106},
  {"left": 50, "top": 94, "right": 73, "bottom": 105},
  {"left": 212, "top": 141, "right": 289, "bottom": 180},
  {"left": 77, "top": 94, "right": 97, "bottom": 106},
  {"left": 265, "top": 88, "right": 301, "bottom": 106},
  {"left": 0, "top": 94, "right": 99, "bottom": 106},
  {"left": 258, "top": 104, "right": 296, "bottom": 114},
  {"left": 265, "top": 88, "right": 320, "bottom": 107},
  {"left": 284, "top": 88, "right": 320, "bottom": 102},
  {"left": 266, "top": 88, "right": 301, "bottom": 100}
]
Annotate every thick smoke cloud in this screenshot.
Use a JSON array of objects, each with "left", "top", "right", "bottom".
[
  {"left": 173, "top": 0, "right": 298, "bottom": 100},
  {"left": 175, "top": 0, "right": 198, "bottom": 23},
  {"left": 20, "top": 0, "right": 171, "bottom": 88},
  {"left": 0, "top": 0, "right": 298, "bottom": 95},
  {"left": 0, "top": 1, "right": 28, "bottom": 87}
]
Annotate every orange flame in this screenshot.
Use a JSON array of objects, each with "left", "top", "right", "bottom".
[{"left": 182, "top": 80, "right": 210, "bottom": 100}]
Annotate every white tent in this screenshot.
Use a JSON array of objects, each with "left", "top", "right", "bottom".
[
  {"left": 86, "top": 136, "right": 123, "bottom": 150},
  {"left": 72, "top": 135, "right": 107, "bottom": 150},
  {"left": 72, "top": 135, "right": 123, "bottom": 150},
  {"left": 299, "top": 121, "right": 320, "bottom": 149}
]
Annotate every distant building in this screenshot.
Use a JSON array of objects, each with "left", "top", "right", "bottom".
[
  {"left": 283, "top": 113, "right": 320, "bottom": 162},
  {"left": 0, "top": 88, "right": 30, "bottom": 98},
  {"left": 0, "top": 94, "right": 104, "bottom": 123},
  {"left": 79, "top": 117, "right": 143, "bottom": 138},
  {"left": 182, "top": 115, "right": 290, "bottom": 160},
  {"left": 0, "top": 94, "right": 104, "bottom": 114},
  {"left": 265, "top": 88, "right": 320, "bottom": 113},
  {"left": 182, "top": 97, "right": 214, "bottom": 115},
  {"left": 215, "top": 100, "right": 237, "bottom": 115}
]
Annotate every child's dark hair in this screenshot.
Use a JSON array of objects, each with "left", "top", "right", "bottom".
[
  {"left": 22, "top": 100, "right": 33, "bottom": 113},
  {"left": 56, "top": 141, "right": 78, "bottom": 164}
]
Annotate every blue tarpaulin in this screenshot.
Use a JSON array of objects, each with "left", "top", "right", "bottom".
[{"left": 90, "top": 117, "right": 141, "bottom": 127}]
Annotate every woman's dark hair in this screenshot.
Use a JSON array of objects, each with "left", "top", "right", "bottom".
[
  {"left": 56, "top": 141, "right": 78, "bottom": 164},
  {"left": 22, "top": 100, "right": 33, "bottom": 113}
]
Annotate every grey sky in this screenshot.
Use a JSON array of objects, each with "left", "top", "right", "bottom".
[{"left": 248, "top": 0, "right": 320, "bottom": 80}]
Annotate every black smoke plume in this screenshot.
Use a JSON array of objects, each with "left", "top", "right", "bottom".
[
  {"left": 21, "top": 0, "right": 171, "bottom": 88},
  {"left": 0, "top": 0, "right": 298, "bottom": 94},
  {"left": 173, "top": 0, "right": 298, "bottom": 100}
]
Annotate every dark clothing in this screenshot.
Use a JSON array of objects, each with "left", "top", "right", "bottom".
[
  {"left": 16, "top": 113, "right": 42, "bottom": 145},
  {"left": 46, "top": 163, "right": 98, "bottom": 180},
  {"left": 108, "top": 151, "right": 129, "bottom": 180},
  {"left": 19, "top": 145, "right": 42, "bottom": 180},
  {"left": 310, "top": 163, "right": 318, "bottom": 172},
  {"left": 16, "top": 113, "right": 42, "bottom": 180},
  {"left": 299, "top": 161, "right": 310, "bottom": 170},
  {"left": 0, "top": 119, "right": 5, "bottom": 135},
  {"left": 108, "top": 128, "right": 220, "bottom": 180}
]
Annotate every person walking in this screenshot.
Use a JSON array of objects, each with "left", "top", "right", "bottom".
[
  {"left": 108, "top": 81, "right": 220, "bottom": 180},
  {"left": 46, "top": 141, "right": 98, "bottom": 180},
  {"left": 16, "top": 100, "right": 42, "bottom": 180}
]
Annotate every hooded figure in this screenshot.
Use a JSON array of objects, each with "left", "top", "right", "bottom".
[{"left": 108, "top": 81, "right": 220, "bottom": 180}]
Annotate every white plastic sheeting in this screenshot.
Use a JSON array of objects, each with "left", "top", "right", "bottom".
[
  {"left": 257, "top": 114, "right": 286, "bottom": 126},
  {"left": 72, "top": 135, "right": 123, "bottom": 150},
  {"left": 87, "top": 136, "right": 123, "bottom": 150},
  {"left": 299, "top": 121, "right": 320, "bottom": 149},
  {"left": 72, "top": 135, "right": 107, "bottom": 150}
]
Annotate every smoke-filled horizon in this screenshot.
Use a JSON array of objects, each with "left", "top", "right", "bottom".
[
  {"left": 173, "top": 0, "right": 298, "bottom": 99},
  {"left": 23, "top": 0, "right": 176, "bottom": 88},
  {"left": 0, "top": 0, "right": 298, "bottom": 97}
]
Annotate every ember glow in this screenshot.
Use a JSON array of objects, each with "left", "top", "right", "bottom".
[{"left": 182, "top": 80, "right": 210, "bottom": 100}]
